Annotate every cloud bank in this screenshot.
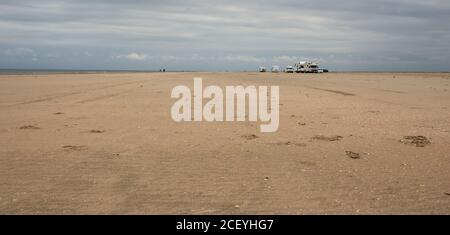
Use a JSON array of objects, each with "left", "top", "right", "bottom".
[{"left": 1, "top": 0, "right": 450, "bottom": 71}]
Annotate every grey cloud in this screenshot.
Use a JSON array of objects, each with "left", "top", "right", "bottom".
[{"left": 0, "top": 0, "right": 449, "bottom": 71}]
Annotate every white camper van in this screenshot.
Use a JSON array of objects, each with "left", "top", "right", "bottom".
[
  {"left": 295, "top": 61, "right": 307, "bottom": 73},
  {"left": 295, "top": 61, "right": 320, "bottom": 73}
]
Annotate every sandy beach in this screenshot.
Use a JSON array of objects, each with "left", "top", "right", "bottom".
[{"left": 0, "top": 72, "right": 449, "bottom": 214}]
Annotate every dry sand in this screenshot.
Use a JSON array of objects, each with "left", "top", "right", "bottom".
[{"left": 0, "top": 72, "right": 450, "bottom": 214}]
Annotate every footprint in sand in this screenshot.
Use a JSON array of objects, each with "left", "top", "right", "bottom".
[
  {"left": 298, "top": 160, "right": 316, "bottom": 166},
  {"left": 269, "top": 141, "right": 307, "bottom": 147},
  {"left": 18, "top": 125, "right": 40, "bottom": 130},
  {"left": 62, "top": 145, "right": 87, "bottom": 151},
  {"left": 241, "top": 134, "right": 259, "bottom": 140},
  {"left": 88, "top": 129, "right": 105, "bottom": 133},
  {"left": 399, "top": 136, "right": 431, "bottom": 147},
  {"left": 312, "top": 135, "right": 343, "bottom": 141},
  {"left": 345, "top": 151, "right": 361, "bottom": 159}
]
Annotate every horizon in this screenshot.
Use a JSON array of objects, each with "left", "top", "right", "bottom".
[{"left": 1, "top": 68, "right": 450, "bottom": 73}]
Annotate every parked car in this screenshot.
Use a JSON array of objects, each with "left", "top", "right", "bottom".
[
  {"left": 259, "top": 66, "right": 266, "bottom": 72},
  {"left": 284, "top": 65, "right": 294, "bottom": 73}
]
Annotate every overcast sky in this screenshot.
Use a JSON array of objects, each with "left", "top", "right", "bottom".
[{"left": 1, "top": 0, "right": 450, "bottom": 71}]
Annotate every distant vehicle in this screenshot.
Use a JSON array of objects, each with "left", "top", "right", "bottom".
[
  {"left": 259, "top": 66, "right": 266, "bottom": 72},
  {"left": 295, "top": 61, "right": 320, "bottom": 73},
  {"left": 295, "top": 61, "right": 307, "bottom": 73},
  {"left": 271, "top": 65, "right": 280, "bottom": 73},
  {"left": 284, "top": 65, "right": 294, "bottom": 73},
  {"left": 309, "top": 62, "right": 319, "bottom": 73}
]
